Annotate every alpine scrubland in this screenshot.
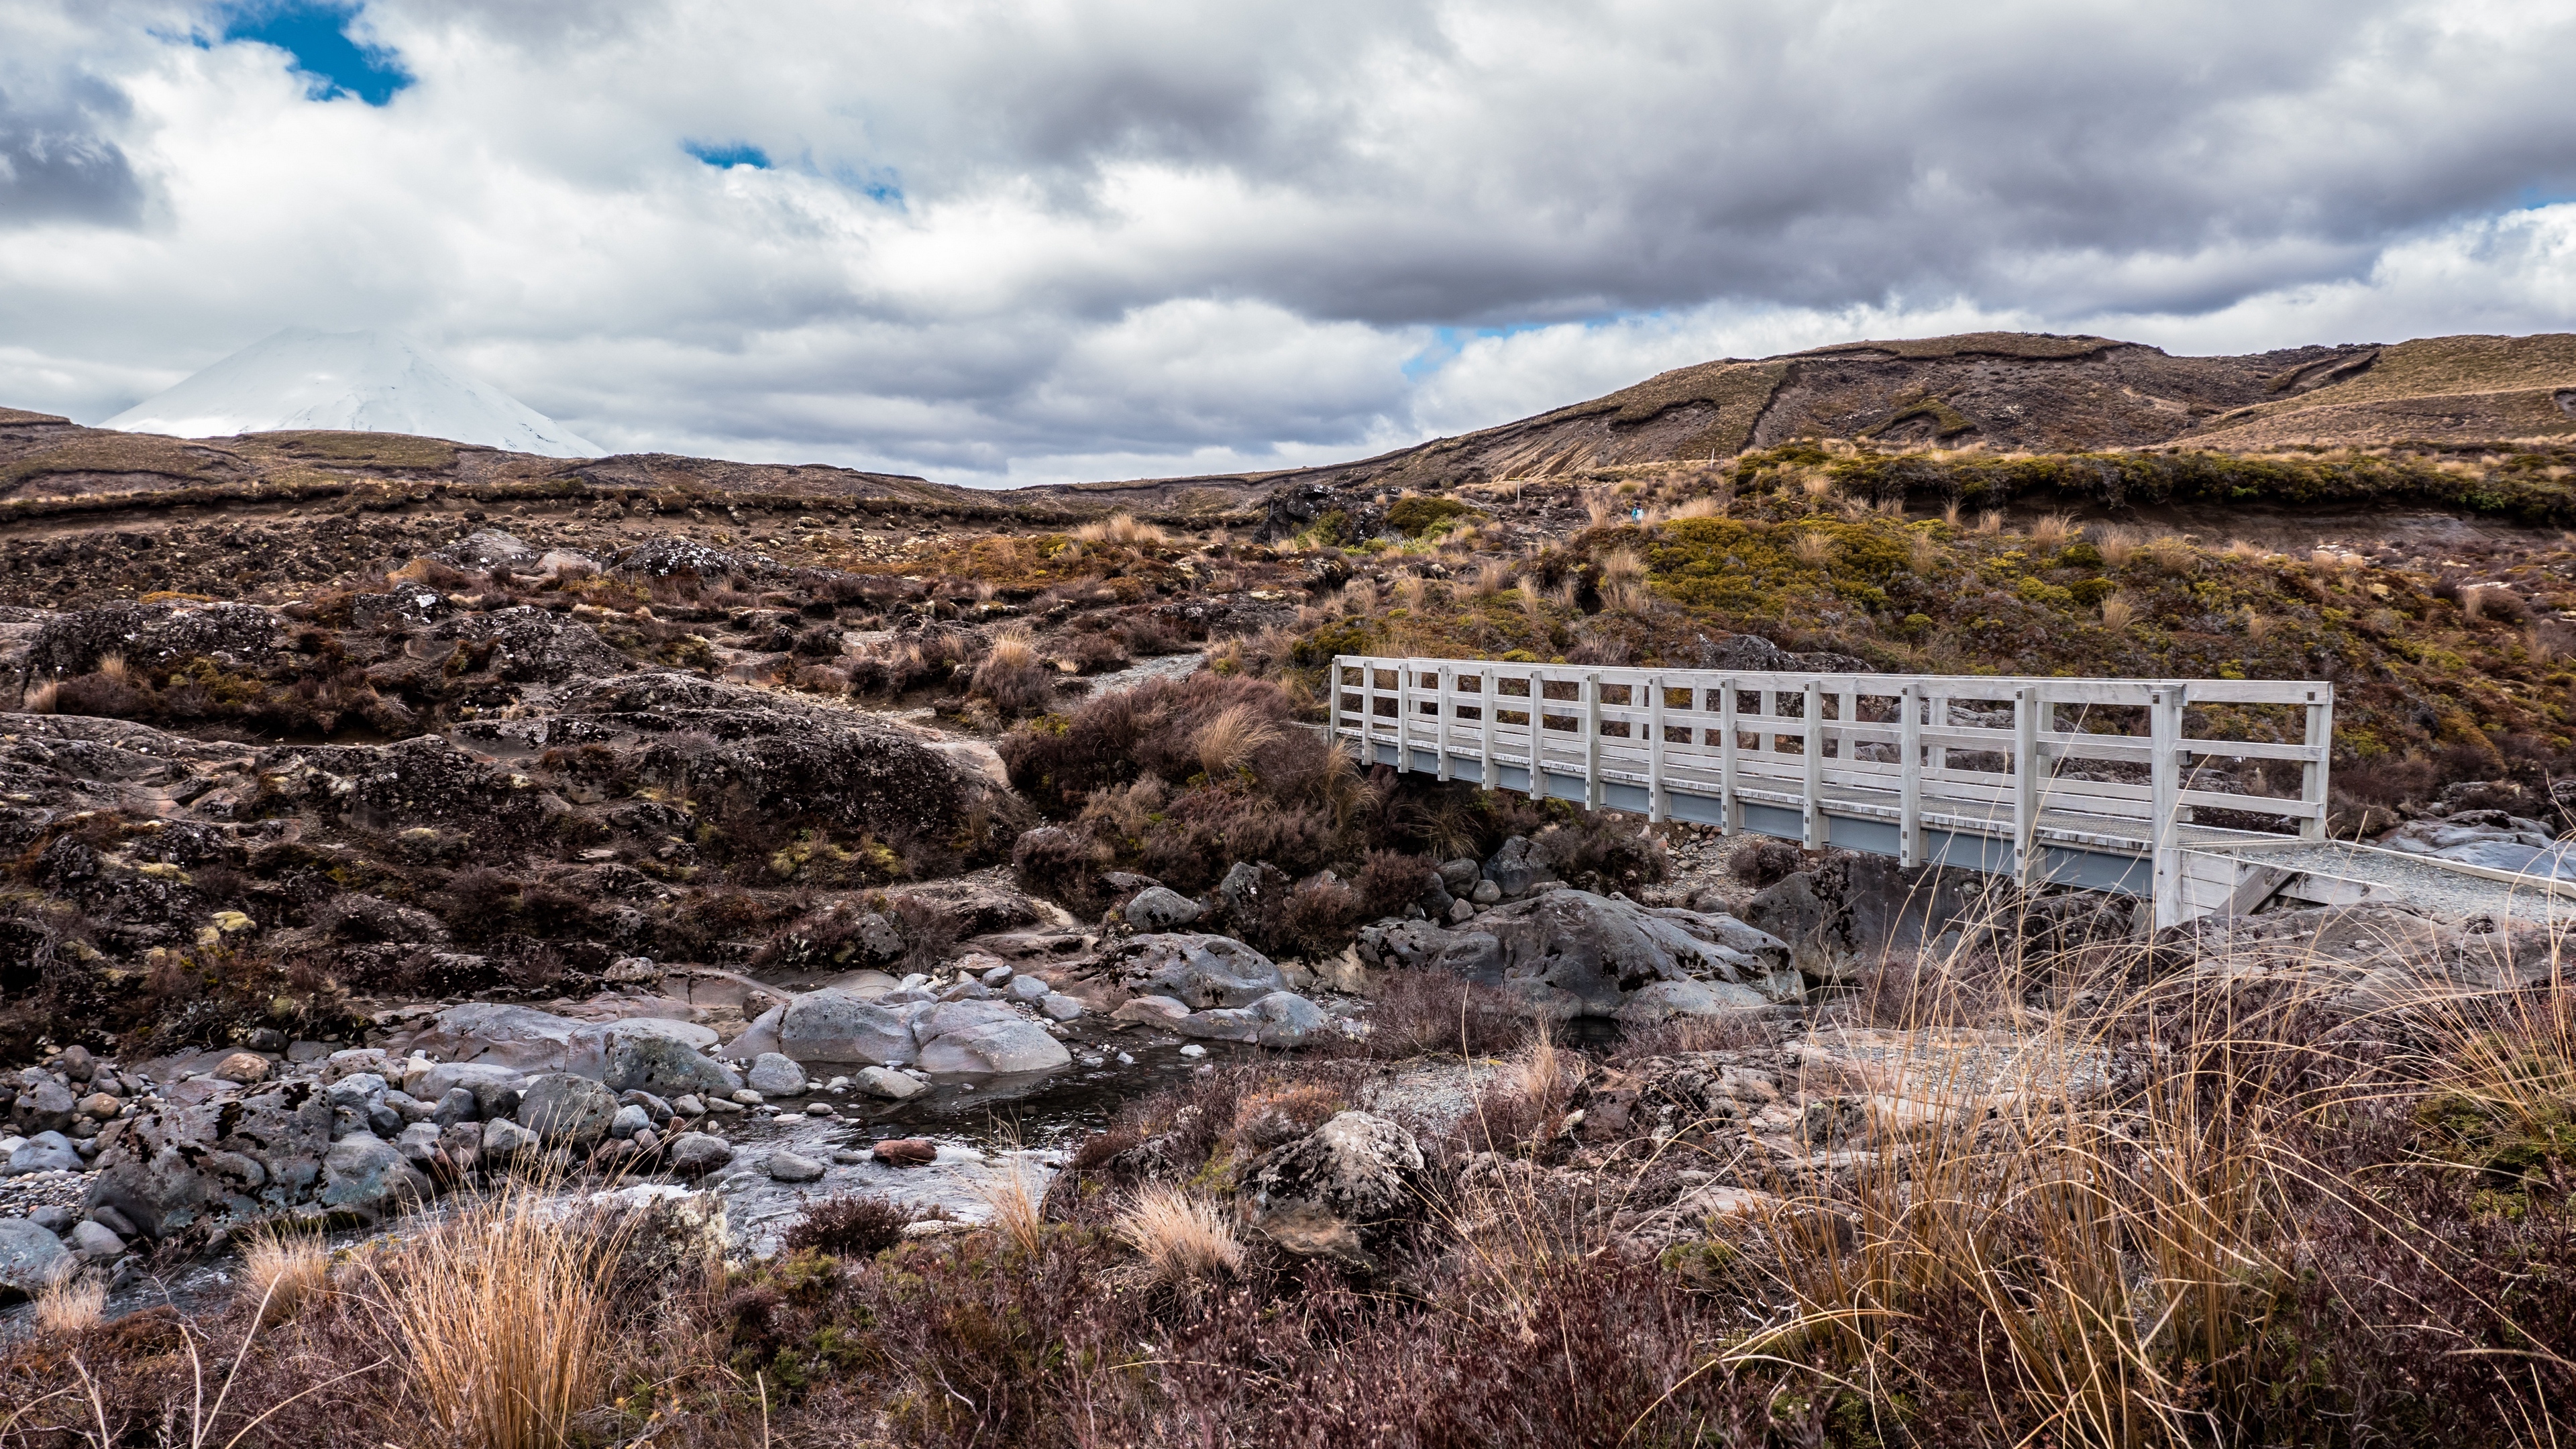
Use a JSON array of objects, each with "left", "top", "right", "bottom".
[{"left": 0, "top": 331, "right": 2572, "bottom": 1446}]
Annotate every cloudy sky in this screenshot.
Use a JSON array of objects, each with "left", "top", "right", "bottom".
[{"left": 5, "top": 0, "right": 2576, "bottom": 486}]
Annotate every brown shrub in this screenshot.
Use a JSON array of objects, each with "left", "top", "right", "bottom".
[{"left": 784, "top": 1194, "right": 918, "bottom": 1258}]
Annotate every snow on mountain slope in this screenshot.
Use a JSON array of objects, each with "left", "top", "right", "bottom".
[{"left": 103, "top": 327, "right": 602, "bottom": 458}]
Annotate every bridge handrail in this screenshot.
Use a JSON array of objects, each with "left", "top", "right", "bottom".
[{"left": 1330, "top": 653, "right": 2333, "bottom": 929}]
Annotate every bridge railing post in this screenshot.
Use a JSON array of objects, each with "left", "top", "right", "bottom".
[
  {"left": 1719, "top": 679, "right": 1740, "bottom": 834},
  {"left": 1583, "top": 672, "right": 1603, "bottom": 809},
  {"left": 1436, "top": 664, "right": 1454, "bottom": 782},
  {"left": 2151, "top": 683, "right": 2184, "bottom": 928},
  {"left": 1396, "top": 662, "right": 1415, "bottom": 773},
  {"left": 1900, "top": 681, "right": 1923, "bottom": 868},
  {"left": 1480, "top": 667, "right": 1498, "bottom": 790},
  {"left": 1802, "top": 680, "right": 1825, "bottom": 849},
  {"left": 1647, "top": 675, "right": 1667, "bottom": 822},
  {"left": 2300, "top": 685, "right": 2331, "bottom": 840},
  {"left": 2013, "top": 685, "right": 2039, "bottom": 884}
]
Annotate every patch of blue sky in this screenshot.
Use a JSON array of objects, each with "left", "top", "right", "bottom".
[
  {"left": 1400, "top": 319, "right": 1594, "bottom": 380},
  {"left": 218, "top": 2, "right": 411, "bottom": 106},
  {"left": 684, "top": 141, "right": 773, "bottom": 169}
]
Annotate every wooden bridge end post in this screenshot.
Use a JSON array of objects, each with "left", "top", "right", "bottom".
[
  {"left": 2012, "top": 685, "right": 2039, "bottom": 885},
  {"left": 1480, "top": 667, "right": 1498, "bottom": 790},
  {"left": 1719, "top": 679, "right": 1740, "bottom": 834},
  {"left": 2300, "top": 685, "right": 2331, "bottom": 841},
  {"left": 1646, "top": 675, "right": 1666, "bottom": 822},
  {"left": 1436, "top": 664, "right": 1454, "bottom": 782},
  {"left": 2151, "top": 684, "right": 2184, "bottom": 928},
  {"left": 1900, "top": 681, "right": 1923, "bottom": 868},
  {"left": 1395, "top": 661, "right": 1414, "bottom": 774},
  {"left": 1802, "top": 680, "right": 1825, "bottom": 849},
  {"left": 1583, "top": 672, "right": 1604, "bottom": 810},
  {"left": 1529, "top": 669, "right": 1552, "bottom": 802}
]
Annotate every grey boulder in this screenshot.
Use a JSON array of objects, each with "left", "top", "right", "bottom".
[
  {"left": 777, "top": 988, "right": 918, "bottom": 1066},
  {"left": 517, "top": 1073, "right": 620, "bottom": 1148},
  {"left": 913, "top": 1001, "right": 1072, "bottom": 1075},
  {"left": 0, "top": 1219, "right": 72, "bottom": 1297},
  {"left": 1173, "top": 991, "right": 1331, "bottom": 1048},
  {"left": 1123, "top": 885, "right": 1203, "bottom": 930},
  {"left": 5, "top": 1129, "right": 85, "bottom": 1176},
  {"left": 854, "top": 1066, "right": 925, "bottom": 1100},
  {"left": 602, "top": 1029, "right": 743, "bottom": 1099},
  {"left": 85, "top": 1079, "right": 335, "bottom": 1239},
  {"left": 764, "top": 1150, "right": 826, "bottom": 1183},
  {"left": 745, "top": 1053, "right": 808, "bottom": 1097},
  {"left": 319, "top": 1134, "right": 432, "bottom": 1221},
  {"left": 1100, "top": 933, "right": 1288, "bottom": 1010},
  {"left": 1238, "top": 1112, "right": 1424, "bottom": 1271},
  {"left": 665, "top": 1132, "right": 735, "bottom": 1177},
  {"left": 1397, "top": 889, "right": 1794, "bottom": 1020}
]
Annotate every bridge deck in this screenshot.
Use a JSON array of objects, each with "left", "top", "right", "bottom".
[{"left": 1334, "top": 656, "right": 2333, "bottom": 928}]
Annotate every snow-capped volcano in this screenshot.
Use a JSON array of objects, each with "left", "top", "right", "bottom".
[{"left": 103, "top": 328, "right": 601, "bottom": 458}]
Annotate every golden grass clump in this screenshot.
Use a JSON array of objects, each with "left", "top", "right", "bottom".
[
  {"left": 2029, "top": 511, "right": 2078, "bottom": 547},
  {"left": 1071, "top": 513, "right": 1168, "bottom": 546},
  {"left": 1907, "top": 530, "right": 1940, "bottom": 574},
  {"left": 1941, "top": 500, "right": 1963, "bottom": 527},
  {"left": 34, "top": 1275, "right": 105, "bottom": 1335},
  {"left": 2226, "top": 537, "right": 2264, "bottom": 560},
  {"left": 1195, "top": 702, "right": 1283, "bottom": 779},
  {"left": 1974, "top": 509, "right": 2004, "bottom": 535},
  {"left": 2147, "top": 533, "right": 2195, "bottom": 573},
  {"left": 95, "top": 653, "right": 131, "bottom": 683},
  {"left": 22, "top": 678, "right": 60, "bottom": 713},
  {"left": 2096, "top": 523, "right": 2141, "bottom": 566},
  {"left": 2100, "top": 593, "right": 2138, "bottom": 629},
  {"left": 1790, "top": 531, "right": 1835, "bottom": 566},
  {"left": 371, "top": 1187, "right": 624, "bottom": 1449},
  {"left": 1113, "top": 1185, "right": 1246, "bottom": 1285},
  {"left": 975, "top": 1159, "right": 1049, "bottom": 1258},
  {"left": 239, "top": 1229, "right": 332, "bottom": 1325},
  {"left": 1472, "top": 559, "right": 1511, "bottom": 597},
  {"left": 983, "top": 628, "right": 1037, "bottom": 672},
  {"left": 1516, "top": 576, "right": 1545, "bottom": 619},
  {"left": 1341, "top": 579, "right": 1380, "bottom": 617},
  {"left": 1393, "top": 573, "right": 1428, "bottom": 611},
  {"left": 1599, "top": 549, "right": 1646, "bottom": 586},
  {"left": 2245, "top": 610, "right": 2276, "bottom": 643},
  {"left": 1670, "top": 494, "right": 1723, "bottom": 519}
]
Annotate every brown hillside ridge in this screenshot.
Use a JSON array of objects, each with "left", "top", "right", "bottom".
[{"left": 1068, "top": 329, "right": 2576, "bottom": 498}]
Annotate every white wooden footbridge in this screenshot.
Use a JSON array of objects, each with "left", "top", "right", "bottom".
[{"left": 1331, "top": 655, "right": 2371, "bottom": 928}]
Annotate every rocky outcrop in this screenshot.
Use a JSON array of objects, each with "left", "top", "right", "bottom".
[
  {"left": 1356, "top": 889, "right": 1796, "bottom": 1020},
  {"left": 2377, "top": 810, "right": 2576, "bottom": 879},
  {"left": 84, "top": 1078, "right": 336, "bottom": 1238},
  {"left": 1741, "top": 853, "right": 1982, "bottom": 980},
  {"left": 1098, "top": 933, "right": 1290, "bottom": 1009},
  {"left": 1237, "top": 1111, "right": 1424, "bottom": 1270}
]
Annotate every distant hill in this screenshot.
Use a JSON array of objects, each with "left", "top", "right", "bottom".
[{"left": 1099, "top": 331, "right": 2576, "bottom": 498}]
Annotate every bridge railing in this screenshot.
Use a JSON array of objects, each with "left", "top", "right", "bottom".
[{"left": 1332, "top": 655, "right": 2331, "bottom": 926}]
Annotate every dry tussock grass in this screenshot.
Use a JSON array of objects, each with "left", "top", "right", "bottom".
[
  {"left": 370, "top": 1185, "right": 626, "bottom": 1449},
  {"left": 34, "top": 1276, "right": 104, "bottom": 1336},
  {"left": 2097, "top": 523, "right": 2141, "bottom": 566},
  {"left": 1113, "top": 1185, "right": 1246, "bottom": 1285},
  {"left": 1194, "top": 702, "right": 1283, "bottom": 779},
  {"left": 239, "top": 1228, "right": 331, "bottom": 1326},
  {"left": 1071, "top": 513, "right": 1168, "bottom": 545}
]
